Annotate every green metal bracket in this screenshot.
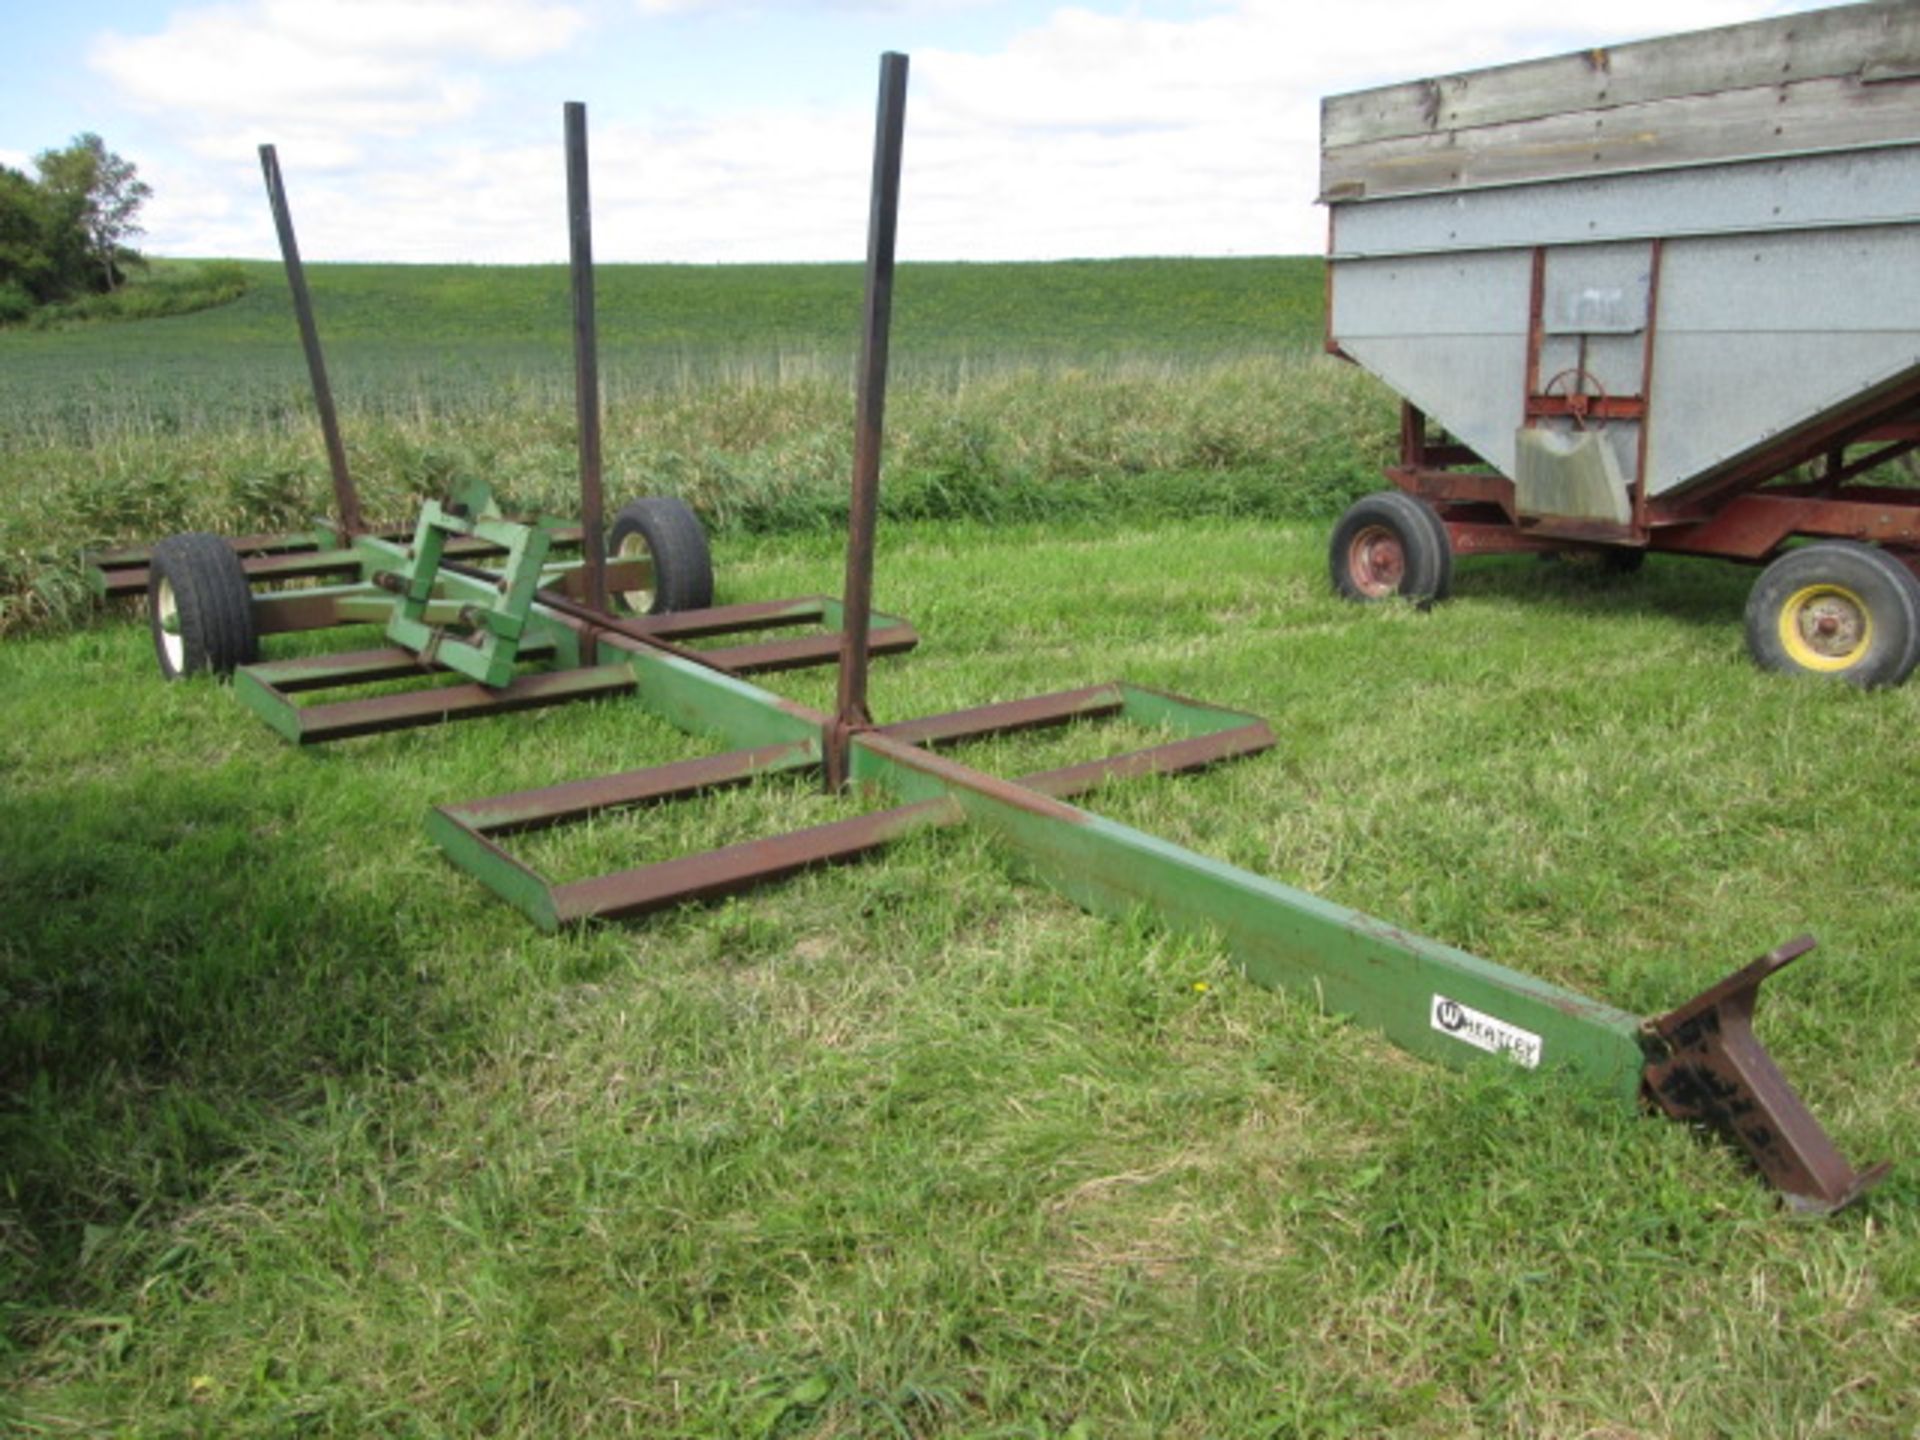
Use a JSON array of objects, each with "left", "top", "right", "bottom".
[{"left": 385, "top": 478, "right": 565, "bottom": 688}]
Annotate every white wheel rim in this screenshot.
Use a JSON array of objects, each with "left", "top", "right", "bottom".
[
  {"left": 156, "top": 578, "right": 185, "bottom": 671},
  {"left": 616, "top": 532, "right": 657, "bottom": 611}
]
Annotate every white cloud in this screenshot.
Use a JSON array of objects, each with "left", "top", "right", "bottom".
[
  {"left": 90, "top": 0, "right": 585, "bottom": 168},
  {"left": 109, "top": 0, "right": 1830, "bottom": 262}
]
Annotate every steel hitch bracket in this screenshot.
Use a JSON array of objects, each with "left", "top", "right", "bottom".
[
  {"left": 1642, "top": 935, "right": 1888, "bottom": 1214},
  {"left": 386, "top": 477, "right": 562, "bottom": 688}
]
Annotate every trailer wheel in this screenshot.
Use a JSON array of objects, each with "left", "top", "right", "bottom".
[
  {"left": 147, "top": 532, "right": 259, "bottom": 680},
  {"left": 1745, "top": 542, "right": 1920, "bottom": 688},
  {"left": 1330, "top": 491, "right": 1452, "bottom": 605},
  {"left": 607, "top": 496, "right": 714, "bottom": 614}
]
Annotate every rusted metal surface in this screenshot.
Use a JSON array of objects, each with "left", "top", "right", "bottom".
[
  {"left": 831, "top": 50, "right": 910, "bottom": 783},
  {"left": 615, "top": 597, "right": 833, "bottom": 640},
  {"left": 437, "top": 694, "right": 1273, "bottom": 927},
  {"left": 259, "top": 144, "right": 363, "bottom": 538},
  {"left": 700, "top": 623, "right": 919, "bottom": 676},
  {"left": 1522, "top": 246, "right": 1546, "bottom": 408},
  {"left": 92, "top": 525, "right": 586, "bottom": 599},
  {"left": 1442, "top": 520, "right": 1574, "bottom": 557},
  {"left": 877, "top": 684, "right": 1125, "bottom": 748},
  {"left": 565, "top": 102, "right": 608, "bottom": 616},
  {"left": 550, "top": 797, "right": 952, "bottom": 924},
  {"left": 1526, "top": 394, "right": 1645, "bottom": 423},
  {"left": 1390, "top": 467, "right": 1514, "bottom": 514},
  {"left": 245, "top": 663, "right": 638, "bottom": 744},
  {"left": 444, "top": 740, "right": 818, "bottom": 837},
  {"left": 1650, "top": 492, "right": 1920, "bottom": 559},
  {"left": 1644, "top": 936, "right": 1889, "bottom": 1214},
  {"left": 250, "top": 589, "right": 355, "bottom": 636},
  {"left": 1809, "top": 440, "right": 1920, "bottom": 491}
]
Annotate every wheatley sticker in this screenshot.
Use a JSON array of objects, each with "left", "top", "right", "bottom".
[{"left": 1429, "top": 995, "right": 1543, "bottom": 1069}]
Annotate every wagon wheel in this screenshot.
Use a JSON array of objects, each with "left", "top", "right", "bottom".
[
  {"left": 1329, "top": 491, "right": 1452, "bottom": 605},
  {"left": 607, "top": 496, "right": 714, "bottom": 614},
  {"left": 147, "top": 533, "right": 260, "bottom": 680},
  {"left": 1744, "top": 542, "right": 1920, "bottom": 688}
]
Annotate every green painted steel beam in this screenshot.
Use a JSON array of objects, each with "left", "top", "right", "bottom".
[
  {"left": 609, "top": 644, "right": 823, "bottom": 750},
  {"left": 421, "top": 613, "right": 1648, "bottom": 1102},
  {"left": 425, "top": 808, "right": 561, "bottom": 931},
  {"left": 847, "top": 729, "right": 1650, "bottom": 1104}
]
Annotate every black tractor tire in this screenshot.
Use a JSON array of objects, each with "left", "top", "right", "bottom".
[
  {"left": 606, "top": 496, "right": 714, "bottom": 615},
  {"left": 1744, "top": 541, "right": 1920, "bottom": 688},
  {"left": 148, "top": 532, "right": 259, "bottom": 680},
  {"left": 1329, "top": 490, "right": 1452, "bottom": 606}
]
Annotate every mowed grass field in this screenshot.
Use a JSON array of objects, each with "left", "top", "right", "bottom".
[{"left": 4, "top": 259, "right": 1920, "bottom": 1436}]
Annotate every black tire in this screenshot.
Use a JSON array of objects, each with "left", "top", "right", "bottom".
[
  {"left": 1744, "top": 541, "right": 1920, "bottom": 688},
  {"left": 1329, "top": 490, "right": 1452, "bottom": 605},
  {"left": 148, "top": 532, "right": 259, "bottom": 680},
  {"left": 606, "top": 496, "right": 713, "bottom": 615}
]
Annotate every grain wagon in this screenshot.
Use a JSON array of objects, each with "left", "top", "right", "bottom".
[{"left": 1322, "top": 0, "right": 1920, "bottom": 685}]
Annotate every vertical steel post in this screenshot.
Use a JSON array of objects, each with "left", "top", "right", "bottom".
[
  {"left": 258, "top": 145, "right": 364, "bottom": 538},
  {"left": 831, "top": 51, "right": 909, "bottom": 786},
  {"left": 564, "top": 102, "right": 608, "bottom": 616}
]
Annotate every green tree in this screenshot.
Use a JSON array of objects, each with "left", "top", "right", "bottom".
[
  {"left": 34, "top": 133, "right": 151, "bottom": 292},
  {"left": 0, "top": 164, "right": 54, "bottom": 315}
]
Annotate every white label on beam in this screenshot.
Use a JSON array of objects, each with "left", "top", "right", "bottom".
[{"left": 1430, "top": 995, "right": 1543, "bottom": 1069}]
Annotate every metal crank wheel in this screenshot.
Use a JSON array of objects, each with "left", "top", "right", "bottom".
[
  {"left": 1744, "top": 541, "right": 1920, "bottom": 688},
  {"left": 1329, "top": 490, "right": 1451, "bottom": 605}
]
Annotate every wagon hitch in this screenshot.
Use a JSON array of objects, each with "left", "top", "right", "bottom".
[{"left": 1643, "top": 935, "right": 1887, "bottom": 1213}]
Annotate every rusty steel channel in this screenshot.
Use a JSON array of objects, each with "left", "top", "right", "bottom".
[
  {"left": 830, "top": 50, "right": 909, "bottom": 784},
  {"left": 565, "top": 101, "right": 609, "bottom": 616},
  {"left": 259, "top": 143, "right": 363, "bottom": 539},
  {"left": 1645, "top": 936, "right": 1891, "bottom": 1213}
]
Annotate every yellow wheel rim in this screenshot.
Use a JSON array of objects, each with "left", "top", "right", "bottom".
[{"left": 1777, "top": 582, "right": 1872, "bottom": 672}]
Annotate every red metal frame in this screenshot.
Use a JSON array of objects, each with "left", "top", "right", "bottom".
[{"left": 1375, "top": 231, "right": 1920, "bottom": 567}]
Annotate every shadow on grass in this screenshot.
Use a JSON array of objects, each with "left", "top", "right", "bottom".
[
  {"left": 1448, "top": 551, "right": 1756, "bottom": 632},
  {"left": 0, "top": 760, "right": 465, "bottom": 1322}
]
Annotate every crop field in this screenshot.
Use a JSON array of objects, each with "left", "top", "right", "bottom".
[
  {"left": 0, "top": 256, "right": 1361, "bottom": 633},
  {"left": 4, "top": 260, "right": 1920, "bottom": 1436}
]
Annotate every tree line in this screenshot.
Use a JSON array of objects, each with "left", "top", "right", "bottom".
[{"left": 0, "top": 134, "right": 151, "bottom": 323}]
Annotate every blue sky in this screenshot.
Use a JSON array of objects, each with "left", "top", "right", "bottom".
[{"left": 0, "top": 0, "right": 1829, "bottom": 263}]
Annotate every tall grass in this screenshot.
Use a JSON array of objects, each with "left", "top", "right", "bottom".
[
  {"left": 0, "top": 254, "right": 1371, "bottom": 632},
  {"left": 0, "top": 351, "right": 1396, "bottom": 633}
]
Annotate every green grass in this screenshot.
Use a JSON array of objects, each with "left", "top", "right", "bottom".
[
  {"left": 4, "top": 260, "right": 252, "bottom": 335},
  {"left": 0, "top": 256, "right": 1324, "bottom": 444},
  {"left": 4, "top": 521, "right": 1918, "bottom": 1436}
]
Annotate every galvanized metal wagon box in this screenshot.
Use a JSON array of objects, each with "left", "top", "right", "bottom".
[{"left": 1322, "top": 0, "right": 1920, "bottom": 685}]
